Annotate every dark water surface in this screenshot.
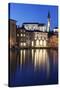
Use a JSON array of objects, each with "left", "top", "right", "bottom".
[{"left": 9, "top": 49, "right": 58, "bottom": 87}]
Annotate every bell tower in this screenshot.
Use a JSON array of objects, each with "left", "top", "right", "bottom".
[{"left": 47, "top": 12, "right": 50, "bottom": 32}]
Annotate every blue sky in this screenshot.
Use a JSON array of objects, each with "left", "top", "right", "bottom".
[{"left": 9, "top": 3, "right": 58, "bottom": 31}]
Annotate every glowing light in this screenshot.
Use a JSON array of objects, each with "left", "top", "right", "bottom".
[
  {"left": 44, "top": 40, "right": 46, "bottom": 47},
  {"left": 20, "top": 42, "right": 26, "bottom": 46},
  {"left": 24, "top": 43, "right": 26, "bottom": 46},
  {"left": 32, "top": 41, "right": 34, "bottom": 46},
  {"left": 20, "top": 50, "right": 23, "bottom": 66},
  {"left": 20, "top": 50, "right": 26, "bottom": 68},
  {"left": 34, "top": 49, "right": 43, "bottom": 70},
  {"left": 17, "top": 34, "right": 19, "bottom": 37},
  {"left": 21, "top": 34, "right": 23, "bottom": 36},
  {"left": 34, "top": 49, "right": 50, "bottom": 77},
  {"left": 32, "top": 49, "right": 34, "bottom": 63},
  {"left": 35, "top": 37, "right": 37, "bottom": 40},
  {"left": 10, "top": 39, "right": 14, "bottom": 47},
  {"left": 40, "top": 40, "right": 43, "bottom": 46},
  {"left": 36, "top": 40, "right": 40, "bottom": 47},
  {"left": 20, "top": 43, "right": 23, "bottom": 46},
  {"left": 23, "top": 50, "right": 25, "bottom": 64}
]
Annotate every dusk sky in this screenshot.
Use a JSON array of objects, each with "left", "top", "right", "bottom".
[{"left": 9, "top": 3, "right": 58, "bottom": 31}]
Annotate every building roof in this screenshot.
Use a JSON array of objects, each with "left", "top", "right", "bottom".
[
  {"left": 54, "top": 27, "right": 58, "bottom": 29},
  {"left": 8, "top": 19, "right": 17, "bottom": 22},
  {"left": 22, "top": 22, "right": 46, "bottom": 26},
  {"left": 26, "top": 30, "right": 48, "bottom": 33},
  {"left": 23, "top": 22, "right": 39, "bottom": 25},
  {"left": 38, "top": 23, "right": 46, "bottom": 26}
]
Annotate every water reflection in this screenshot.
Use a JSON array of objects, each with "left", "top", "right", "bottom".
[
  {"left": 34, "top": 49, "right": 50, "bottom": 77},
  {"left": 18, "top": 49, "right": 49, "bottom": 74},
  {"left": 10, "top": 49, "right": 58, "bottom": 86},
  {"left": 20, "top": 50, "right": 26, "bottom": 68}
]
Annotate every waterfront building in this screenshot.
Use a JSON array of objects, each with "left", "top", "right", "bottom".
[
  {"left": 48, "top": 31, "right": 58, "bottom": 47},
  {"left": 9, "top": 12, "right": 58, "bottom": 48},
  {"left": 53, "top": 27, "right": 58, "bottom": 32},
  {"left": 9, "top": 19, "right": 17, "bottom": 48},
  {"left": 17, "top": 23, "right": 48, "bottom": 47},
  {"left": 16, "top": 12, "right": 50, "bottom": 47}
]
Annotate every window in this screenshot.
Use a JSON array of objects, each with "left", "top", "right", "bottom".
[
  {"left": 35, "top": 37, "right": 37, "bottom": 40},
  {"left": 36, "top": 40, "right": 39, "bottom": 46},
  {"left": 17, "top": 33, "right": 19, "bottom": 37},
  {"left": 32, "top": 41, "right": 34, "bottom": 46},
  {"left": 20, "top": 43, "right": 23, "bottom": 46},
  {"left": 24, "top": 43, "right": 26, "bottom": 46},
  {"left": 40, "top": 40, "right": 43, "bottom": 46},
  {"left": 21, "top": 34, "right": 23, "bottom": 36},
  {"left": 44, "top": 40, "right": 46, "bottom": 47}
]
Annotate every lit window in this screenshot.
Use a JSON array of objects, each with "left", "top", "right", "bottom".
[
  {"left": 20, "top": 43, "right": 23, "bottom": 46},
  {"left": 17, "top": 34, "right": 19, "bottom": 37},
  {"left": 21, "top": 34, "right": 23, "bottom": 36},
  {"left": 36, "top": 40, "right": 39, "bottom": 46},
  {"left": 40, "top": 40, "right": 42, "bottom": 46},
  {"left": 35, "top": 37, "right": 37, "bottom": 40},
  {"left": 24, "top": 43, "right": 26, "bottom": 46},
  {"left": 44, "top": 40, "right": 46, "bottom": 47},
  {"left": 32, "top": 41, "right": 34, "bottom": 46}
]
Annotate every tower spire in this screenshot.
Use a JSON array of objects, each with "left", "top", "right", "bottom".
[
  {"left": 47, "top": 11, "right": 50, "bottom": 32},
  {"left": 48, "top": 11, "right": 50, "bottom": 18}
]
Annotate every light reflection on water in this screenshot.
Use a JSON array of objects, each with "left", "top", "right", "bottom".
[
  {"left": 34, "top": 49, "right": 50, "bottom": 76},
  {"left": 10, "top": 49, "right": 58, "bottom": 86},
  {"left": 19, "top": 49, "right": 50, "bottom": 75}
]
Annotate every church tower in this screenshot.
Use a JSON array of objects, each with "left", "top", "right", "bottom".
[{"left": 47, "top": 12, "right": 50, "bottom": 32}]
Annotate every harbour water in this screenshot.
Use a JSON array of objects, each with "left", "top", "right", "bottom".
[{"left": 9, "top": 49, "right": 58, "bottom": 87}]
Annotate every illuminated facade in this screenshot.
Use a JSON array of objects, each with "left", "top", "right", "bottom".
[
  {"left": 17, "top": 23, "right": 48, "bottom": 47},
  {"left": 9, "top": 12, "right": 58, "bottom": 48},
  {"left": 48, "top": 32, "right": 58, "bottom": 47}
]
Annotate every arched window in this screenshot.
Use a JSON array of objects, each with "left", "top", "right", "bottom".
[
  {"left": 36, "top": 40, "right": 39, "bottom": 47},
  {"left": 40, "top": 40, "right": 43, "bottom": 46},
  {"left": 44, "top": 40, "right": 46, "bottom": 47},
  {"left": 32, "top": 41, "right": 34, "bottom": 46}
]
